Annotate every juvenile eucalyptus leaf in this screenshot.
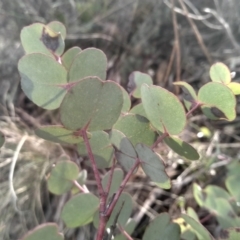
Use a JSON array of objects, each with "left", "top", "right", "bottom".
[
  {"left": 109, "top": 130, "right": 138, "bottom": 171},
  {"left": 135, "top": 143, "right": 171, "bottom": 189},
  {"left": 0, "top": 131, "right": 5, "bottom": 148},
  {"left": 114, "top": 114, "right": 157, "bottom": 146},
  {"left": 18, "top": 53, "right": 68, "bottom": 110},
  {"left": 173, "top": 81, "right": 198, "bottom": 110},
  {"left": 61, "top": 193, "right": 99, "bottom": 228},
  {"left": 121, "top": 86, "right": 131, "bottom": 113},
  {"left": 128, "top": 71, "right": 153, "bottom": 98},
  {"left": 77, "top": 131, "right": 114, "bottom": 169},
  {"left": 164, "top": 136, "right": 199, "bottom": 160},
  {"left": 141, "top": 84, "right": 186, "bottom": 135},
  {"left": 61, "top": 47, "right": 82, "bottom": 70},
  {"left": 214, "top": 198, "right": 240, "bottom": 229},
  {"left": 35, "top": 125, "right": 87, "bottom": 144},
  {"left": 219, "top": 228, "right": 240, "bottom": 240},
  {"left": 210, "top": 62, "right": 231, "bottom": 84},
  {"left": 227, "top": 82, "right": 240, "bottom": 95},
  {"left": 198, "top": 82, "right": 236, "bottom": 121},
  {"left": 102, "top": 168, "right": 124, "bottom": 199},
  {"left": 20, "top": 23, "right": 65, "bottom": 56},
  {"left": 143, "top": 213, "right": 180, "bottom": 240},
  {"left": 47, "top": 21, "right": 67, "bottom": 39},
  {"left": 181, "top": 214, "right": 214, "bottom": 240},
  {"left": 130, "top": 103, "right": 148, "bottom": 118},
  {"left": 226, "top": 175, "right": 240, "bottom": 202},
  {"left": 47, "top": 161, "right": 79, "bottom": 195},
  {"left": 68, "top": 48, "right": 107, "bottom": 82},
  {"left": 60, "top": 78, "right": 123, "bottom": 131},
  {"left": 20, "top": 223, "right": 64, "bottom": 240}
]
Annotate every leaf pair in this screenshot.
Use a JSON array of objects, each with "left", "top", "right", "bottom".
[{"left": 18, "top": 21, "right": 108, "bottom": 110}]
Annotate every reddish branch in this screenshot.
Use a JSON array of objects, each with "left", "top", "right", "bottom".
[{"left": 105, "top": 159, "right": 140, "bottom": 217}]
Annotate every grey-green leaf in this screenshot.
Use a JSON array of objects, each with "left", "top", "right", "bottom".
[
  {"left": 18, "top": 53, "right": 68, "bottom": 110},
  {"left": 60, "top": 77, "right": 123, "bottom": 131},
  {"left": 109, "top": 130, "right": 138, "bottom": 171},
  {"left": 68, "top": 48, "right": 107, "bottom": 82},
  {"left": 164, "top": 136, "right": 199, "bottom": 160},
  {"left": 35, "top": 125, "right": 86, "bottom": 144},
  {"left": 135, "top": 143, "right": 171, "bottom": 189},
  {"left": 47, "top": 161, "right": 79, "bottom": 195},
  {"left": 61, "top": 193, "right": 99, "bottom": 228},
  {"left": 141, "top": 84, "right": 186, "bottom": 135},
  {"left": 20, "top": 223, "right": 64, "bottom": 240},
  {"left": 114, "top": 113, "right": 157, "bottom": 147},
  {"left": 143, "top": 213, "right": 180, "bottom": 240}
]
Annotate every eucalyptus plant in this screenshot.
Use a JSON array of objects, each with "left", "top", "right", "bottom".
[{"left": 17, "top": 21, "right": 240, "bottom": 240}]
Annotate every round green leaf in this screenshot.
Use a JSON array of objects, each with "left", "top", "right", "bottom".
[
  {"left": 219, "top": 228, "right": 240, "bottom": 240},
  {"left": 226, "top": 175, "right": 240, "bottom": 203},
  {"left": 114, "top": 114, "right": 157, "bottom": 147},
  {"left": 141, "top": 84, "right": 186, "bottom": 135},
  {"left": 61, "top": 47, "right": 82, "bottom": 70},
  {"left": 47, "top": 21, "right": 67, "bottom": 39},
  {"left": 164, "top": 136, "right": 199, "bottom": 160},
  {"left": 68, "top": 48, "right": 107, "bottom": 82},
  {"left": 109, "top": 130, "right": 137, "bottom": 172},
  {"left": 0, "top": 131, "right": 5, "bottom": 148},
  {"left": 227, "top": 82, "right": 240, "bottom": 95},
  {"left": 35, "top": 125, "right": 87, "bottom": 144},
  {"left": 61, "top": 193, "right": 99, "bottom": 228},
  {"left": 135, "top": 143, "right": 171, "bottom": 189},
  {"left": 143, "top": 213, "right": 180, "bottom": 240},
  {"left": 102, "top": 168, "right": 124, "bottom": 199},
  {"left": 181, "top": 214, "right": 214, "bottom": 240},
  {"left": 77, "top": 131, "right": 114, "bottom": 169},
  {"left": 130, "top": 103, "right": 148, "bottom": 119},
  {"left": 210, "top": 62, "right": 231, "bottom": 84},
  {"left": 47, "top": 161, "right": 79, "bottom": 195},
  {"left": 20, "top": 223, "right": 63, "bottom": 240},
  {"left": 128, "top": 71, "right": 153, "bottom": 98},
  {"left": 198, "top": 82, "right": 236, "bottom": 121},
  {"left": 121, "top": 87, "right": 131, "bottom": 113},
  {"left": 173, "top": 81, "right": 197, "bottom": 110},
  {"left": 94, "top": 193, "right": 133, "bottom": 229},
  {"left": 18, "top": 53, "right": 68, "bottom": 110},
  {"left": 20, "top": 23, "right": 65, "bottom": 56},
  {"left": 60, "top": 77, "right": 123, "bottom": 131},
  {"left": 214, "top": 198, "right": 240, "bottom": 229}
]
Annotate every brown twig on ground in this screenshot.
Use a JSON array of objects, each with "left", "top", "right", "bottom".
[
  {"left": 178, "top": 0, "right": 212, "bottom": 64},
  {"left": 170, "top": 0, "right": 181, "bottom": 94}
]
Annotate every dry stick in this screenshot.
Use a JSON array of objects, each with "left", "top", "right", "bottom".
[
  {"left": 170, "top": 0, "right": 181, "bottom": 93},
  {"left": 73, "top": 180, "right": 89, "bottom": 193},
  {"left": 163, "top": 44, "right": 176, "bottom": 84},
  {"left": 178, "top": 0, "right": 212, "bottom": 64},
  {"left": 81, "top": 129, "right": 107, "bottom": 240},
  {"left": 105, "top": 159, "right": 140, "bottom": 217}
]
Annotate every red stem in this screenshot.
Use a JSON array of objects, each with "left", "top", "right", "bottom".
[
  {"left": 105, "top": 158, "right": 116, "bottom": 195},
  {"left": 152, "top": 132, "right": 169, "bottom": 149},
  {"left": 105, "top": 159, "right": 140, "bottom": 217},
  {"left": 81, "top": 129, "right": 107, "bottom": 240},
  {"left": 118, "top": 224, "right": 133, "bottom": 240},
  {"left": 186, "top": 102, "right": 202, "bottom": 117}
]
